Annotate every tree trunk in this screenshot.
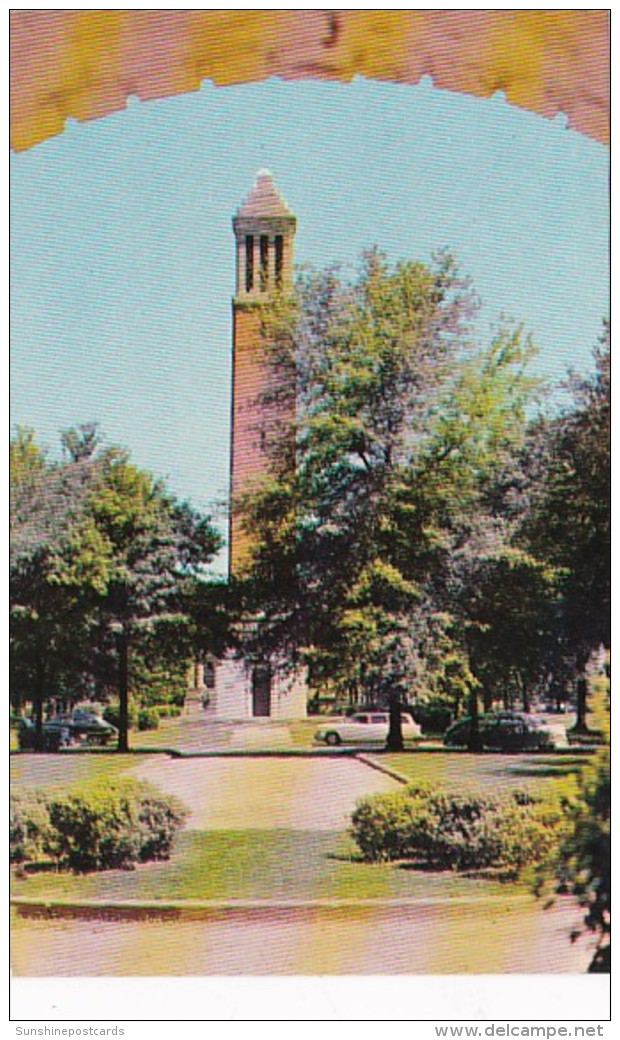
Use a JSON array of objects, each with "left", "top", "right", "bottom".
[
  {"left": 467, "top": 686, "right": 482, "bottom": 752},
  {"left": 117, "top": 626, "right": 130, "bottom": 752},
  {"left": 386, "top": 693, "right": 404, "bottom": 751},
  {"left": 574, "top": 675, "right": 588, "bottom": 732},
  {"left": 520, "top": 674, "right": 530, "bottom": 713},
  {"left": 34, "top": 651, "right": 45, "bottom": 750},
  {"left": 573, "top": 649, "right": 590, "bottom": 733}
]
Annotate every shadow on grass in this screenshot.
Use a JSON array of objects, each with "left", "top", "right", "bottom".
[
  {"left": 18, "top": 861, "right": 60, "bottom": 875},
  {"left": 396, "top": 861, "right": 518, "bottom": 882},
  {"left": 325, "top": 849, "right": 366, "bottom": 864},
  {"left": 504, "top": 764, "right": 583, "bottom": 779}
]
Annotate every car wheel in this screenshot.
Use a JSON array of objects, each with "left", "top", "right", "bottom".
[{"left": 325, "top": 732, "right": 341, "bottom": 746}]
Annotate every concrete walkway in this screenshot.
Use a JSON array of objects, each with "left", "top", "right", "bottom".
[
  {"left": 133, "top": 755, "right": 401, "bottom": 830},
  {"left": 12, "top": 752, "right": 595, "bottom": 977},
  {"left": 11, "top": 898, "right": 594, "bottom": 975}
]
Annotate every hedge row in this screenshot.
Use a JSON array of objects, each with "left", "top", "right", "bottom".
[
  {"left": 350, "top": 784, "right": 568, "bottom": 878},
  {"left": 102, "top": 703, "right": 183, "bottom": 731},
  {"left": 10, "top": 779, "right": 187, "bottom": 872}
]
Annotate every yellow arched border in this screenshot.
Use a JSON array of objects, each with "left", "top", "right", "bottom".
[{"left": 10, "top": 10, "right": 609, "bottom": 152}]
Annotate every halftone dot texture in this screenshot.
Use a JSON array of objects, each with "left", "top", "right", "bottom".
[
  {"left": 10, "top": 10, "right": 609, "bottom": 151},
  {"left": 11, "top": 750, "right": 598, "bottom": 975},
  {"left": 10, "top": 10, "right": 608, "bottom": 979}
]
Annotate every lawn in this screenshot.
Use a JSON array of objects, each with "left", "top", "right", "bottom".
[
  {"left": 10, "top": 748, "right": 580, "bottom": 907},
  {"left": 10, "top": 752, "right": 138, "bottom": 792},
  {"left": 11, "top": 828, "right": 514, "bottom": 904},
  {"left": 374, "top": 751, "right": 589, "bottom": 798}
]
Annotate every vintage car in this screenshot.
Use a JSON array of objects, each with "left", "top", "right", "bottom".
[
  {"left": 443, "top": 711, "right": 555, "bottom": 751},
  {"left": 314, "top": 711, "right": 422, "bottom": 747}
]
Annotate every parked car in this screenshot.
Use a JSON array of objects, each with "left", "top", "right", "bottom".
[
  {"left": 443, "top": 711, "right": 555, "bottom": 751},
  {"left": 314, "top": 711, "right": 422, "bottom": 747},
  {"left": 55, "top": 710, "right": 118, "bottom": 745},
  {"left": 17, "top": 716, "right": 72, "bottom": 751}
]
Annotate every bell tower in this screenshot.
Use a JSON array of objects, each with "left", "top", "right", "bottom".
[
  {"left": 229, "top": 170, "right": 296, "bottom": 573},
  {"left": 210, "top": 172, "right": 306, "bottom": 719}
]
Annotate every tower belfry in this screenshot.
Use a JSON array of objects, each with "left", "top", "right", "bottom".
[
  {"left": 229, "top": 170, "right": 297, "bottom": 575},
  {"left": 232, "top": 168, "right": 296, "bottom": 298}
]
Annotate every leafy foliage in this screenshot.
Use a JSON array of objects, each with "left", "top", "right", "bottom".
[
  {"left": 9, "top": 791, "right": 54, "bottom": 865},
  {"left": 10, "top": 425, "right": 223, "bottom": 749},
  {"left": 520, "top": 327, "right": 610, "bottom": 725},
  {"left": 12, "top": 779, "right": 189, "bottom": 872},
  {"left": 236, "top": 250, "right": 542, "bottom": 745},
  {"left": 535, "top": 675, "right": 611, "bottom": 973},
  {"left": 351, "top": 784, "right": 567, "bottom": 878}
]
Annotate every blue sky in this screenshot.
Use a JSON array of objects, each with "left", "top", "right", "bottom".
[{"left": 10, "top": 76, "right": 609, "bottom": 556}]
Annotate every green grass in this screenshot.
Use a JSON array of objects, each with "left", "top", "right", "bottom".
[
  {"left": 10, "top": 752, "right": 140, "bottom": 793},
  {"left": 11, "top": 829, "right": 513, "bottom": 904},
  {"left": 376, "top": 751, "right": 588, "bottom": 797},
  {"left": 10, "top": 747, "right": 576, "bottom": 908},
  {"left": 288, "top": 719, "right": 323, "bottom": 746}
]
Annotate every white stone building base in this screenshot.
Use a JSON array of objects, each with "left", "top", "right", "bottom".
[{"left": 209, "top": 653, "right": 307, "bottom": 720}]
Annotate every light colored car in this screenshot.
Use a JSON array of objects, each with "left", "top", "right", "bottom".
[{"left": 314, "top": 711, "right": 422, "bottom": 747}]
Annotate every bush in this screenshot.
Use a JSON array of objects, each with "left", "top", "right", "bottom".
[
  {"left": 10, "top": 791, "right": 54, "bottom": 864},
  {"left": 155, "top": 704, "right": 182, "bottom": 719},
  {"left": 45, "top": 779, "right": 187, "bottom": 872},
  {"left": 410, "top": 702, "right": 454, "bottom": 736},
  {"left": 351, "top": 784, "right": 565, "bottom": 878},
  {"left": 350, "top": 790, "right": 433, "bottom": 862},
  {"left": 103, "top": 701, "right": 138, "bottom": 730},
  {"left": 135, "top": 791, "right": 188, "bottom": 862},
  {"left": 137, "top": 707, "right": 160, "bottom": 731}
]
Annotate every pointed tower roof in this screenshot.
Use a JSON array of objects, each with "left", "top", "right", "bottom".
[{"left": 235, "top": 169, "right": 294, "bottom": 219}]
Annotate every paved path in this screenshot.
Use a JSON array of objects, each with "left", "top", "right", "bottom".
[
  {"left": 11, "top": 899, "right": 594, "bottom": 975},
  {"left": 133, "top": 755, "right": 401, "bottom": 830}
]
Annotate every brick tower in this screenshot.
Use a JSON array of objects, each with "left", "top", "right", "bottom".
[
  {"left": 229, "top": 169, "right": 296, "bottom": 574},
  {"left": 209, "top": 172, "right": 306, "bottom": 720}
]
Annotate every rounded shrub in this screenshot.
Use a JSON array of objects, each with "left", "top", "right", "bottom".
[
  {"left": 351, "top": 790, "right": 437, "bottom": 862},
  {"left": 137, "top": 707, "right": 160, "bottom": 731},
  {"left": 351, "top": 785, "right": 565, "bottom": 878},
  {"left": 135, "top": 789, "right": 188, "bottom": 862},
  {"left": 155, "top": 704, "right": 182, "bottom": 719},
  {"left": 10, "top": 791, "right": 54, "bottom": 865},
  {"left": 46, "top": 779, "right": 187, "bottom": 872},
  {"left": 411, "top": 702, "right": 454, "bottom": 736},
  {"left": 103, "top": 701, "right": 138, "bottom": 730}
]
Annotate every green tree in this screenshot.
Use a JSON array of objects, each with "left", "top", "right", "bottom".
[
  {"left": 10, "top": 426, "right": 100, "bottom": 738},
  {"left": 10, "top": 426, "right": 222, "bottom": 750},
  {"left": 523, "top": 327, "right": 610, "bottom": 730},
  {"left": 236, "top": 251, "right": 538, "bottom": 749},
  {"left": 77, "top": 447, "right": 222, "bottom": 750},
  {"left": 535, "top": 672, "right": 610, "bottom": 973}
]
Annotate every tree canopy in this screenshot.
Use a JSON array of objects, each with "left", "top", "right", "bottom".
[
  {"left": 10, "top": 425, "right": 222, "bottom": 749},
  {"left": 235, "top": 249, "right": 552, "bottom": 747}
]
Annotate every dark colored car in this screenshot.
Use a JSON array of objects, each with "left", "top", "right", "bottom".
[
  {"left": 17, "top": 711, "right": 118, "bottom": 750},
  {"left": 51, "top": 710, "right": 118, "bottom": 745},
  {"left": 443, "top": 711, "right": 555, "bottom": 751},
  {"left": 17, "top": 716, "right": 72, "bottom": 751}
]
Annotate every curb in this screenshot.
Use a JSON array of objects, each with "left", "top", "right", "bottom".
[
  {"left": 11, "top": 893, "right": 532, "bottom": 920},
  {"left": 10, "top": 745, "right": 592, "bottom": 759},
  {"left": 355, "top": 754, "right": 411, "bottom": 785}
]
